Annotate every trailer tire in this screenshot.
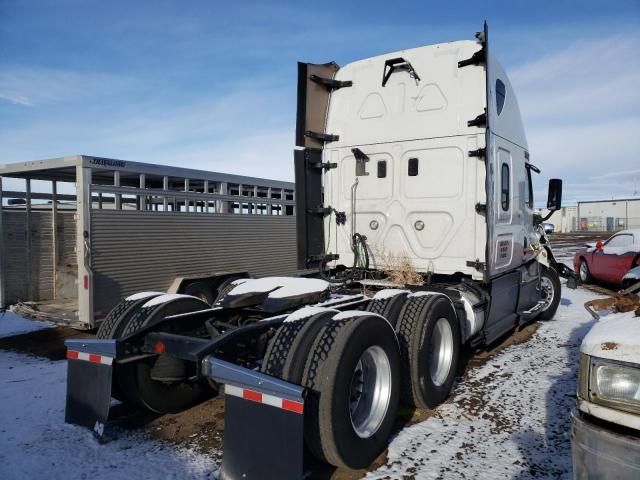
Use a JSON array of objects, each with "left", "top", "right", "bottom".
[
  {"left": 537, "top": 267, "right": 561, "bottom": 321},
  {"left": 96, "top": 293, "right": 164, "bottom": 339},
  {"left": 302, "top": 313, "right": 401, "bottom": 469},
  {"left": 117, "top": 296, "right": 213, "bottom": 414},
  {"left": 365, "top": 292, "right": 408, "bottom": 327},
  {"left": 395, "top": 295, "right": 460, "bottom": 409}
]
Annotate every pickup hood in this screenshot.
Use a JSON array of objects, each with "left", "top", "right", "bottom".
[{"left": 581, "top": 311, "right": 640, "bottom": 363}]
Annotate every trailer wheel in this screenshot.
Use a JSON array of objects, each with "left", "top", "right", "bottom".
[
  {"left": 365, "top": 292, "right": 408, "bottom": 327},
  {"left": 537, "top": 267, "right": 561, "bottom": 320},
  {"left": 395, "top": 295, "right": 460, "bottom": 409},
  {"left": 261, "top": 309, "right": 338, "bottom": 381},
  {"left": 302, "top": 313, "right": 401, "bottom": 469},
  {"left": 96, "top": 293, "right": 164, "bottom": 339},
  {"left": 117, "top": 295, "right": 213, "bottom": 414}
]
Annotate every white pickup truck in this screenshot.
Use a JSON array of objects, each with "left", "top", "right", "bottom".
[{"left": 572, "top": 309, "right": 640, "bottom": 477}]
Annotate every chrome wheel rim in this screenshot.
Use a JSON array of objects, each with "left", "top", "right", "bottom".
[
  {"left": 430, "top": 318, "right": 454, "bottom": 387},
  {"left": 579, "top": 262, "right": 588, "bottom": 282},
  {"left": 349, "top": 346, "right": 392, "bottom": 438},
  {"left": 540, "top": 275, "right": 555, "bottom": 311}
]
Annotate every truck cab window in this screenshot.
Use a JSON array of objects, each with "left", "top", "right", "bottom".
[
  {"left": 501, "top": 163, "right": 510, "bottom": 211},
  {"left": 496, "top": 79, "right": 506, "bottom": 115}
]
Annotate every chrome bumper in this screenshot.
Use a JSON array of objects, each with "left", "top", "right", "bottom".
[{"left": 571, "top": 409, "right": 640, "bottom": 479}]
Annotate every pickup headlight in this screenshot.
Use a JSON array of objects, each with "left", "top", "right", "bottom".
[{"left": 589, "top": 358, "right": 640, "bottom": 414}]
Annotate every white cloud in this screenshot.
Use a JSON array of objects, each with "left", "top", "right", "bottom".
[
  {"left": 508, "top": 33, "right": 640, "bottom": 204},
  {"left": 0, "top": 67, "right": 134, "bottom": 107}
]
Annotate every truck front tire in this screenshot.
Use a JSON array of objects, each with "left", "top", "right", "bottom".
[
  {"left": 538, "top": 267, "right": 561, "bottom": 320},
  {"left": 301, "top": 313, "right": 401, "bottom": 469}
]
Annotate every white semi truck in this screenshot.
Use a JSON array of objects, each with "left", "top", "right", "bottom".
[{"left": 64, "top": 24, "right": 578, "bottom": 478}]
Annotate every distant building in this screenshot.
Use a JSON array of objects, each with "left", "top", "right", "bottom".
[{"left": 577, "top": 198, "right": 640, "bottom": 232}]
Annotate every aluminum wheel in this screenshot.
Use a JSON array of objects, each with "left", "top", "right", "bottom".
[
  {"left": 540, "top": 275, "right": 555, "bottom": 311},
  {"left": 349, "top": 346, "right": 392, "bottom": 439},
  {"left": 430, "top": 318, "right": 454, "bottom": 387}
]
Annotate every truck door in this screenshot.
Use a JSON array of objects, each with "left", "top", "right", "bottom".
[{"left": 489, "top": 136, "right": 527, "bottom": 275}]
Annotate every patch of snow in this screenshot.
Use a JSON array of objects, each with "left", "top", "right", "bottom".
[
  {"left": 368, "top": 286, "right": 602, "bottom": 479},
  {"left": 373, "top": 289, "right": 409, "bottom": 300},
  {"left": 284, "top": 306, "right": 338, "bottom": 323},
  {"left": 0, "top": 350, "right": 219, "bottom": 479},
  {"left": 0, "top": 311, "right": 53, "bottom": 338},
  {"left": 580, "top": 310, "right": 640, "bottom": 363},
  {"left": 142, "top": 294, "right": 194, "bottom": 308},
  {"left": 623, "top": 266, "right": 640, "bottom": 282},
  {"left": 227, "top": 277, "right": 329, "bottom": 299},
  {"left": 125, "top": 291, "right": 164, "bottom": 301}
]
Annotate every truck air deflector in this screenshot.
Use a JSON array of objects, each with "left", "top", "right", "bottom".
[
  {"left": 296, "top": 61, "right": 341, "bottom": 149},
  {"left": 295, "top": 148, "right": 325, "bottom": 270}
]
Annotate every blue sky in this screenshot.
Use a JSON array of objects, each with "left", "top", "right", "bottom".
[{"left": 1, "top": 0, "right": 639, "bottom": 204}]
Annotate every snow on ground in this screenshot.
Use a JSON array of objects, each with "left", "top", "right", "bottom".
[
  {"left": 0, "top": 351, "right": 218, "bottom": 480},
  {"left": 0, "top": 310, "right": 53, "bottom": 338},
  {"left": 0, "top": 279, "right": 620, "bottom": 479},
  {"left": 368, "top": 285, "right": 600, "bottom": 480}
]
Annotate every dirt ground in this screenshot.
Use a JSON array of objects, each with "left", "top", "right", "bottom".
[{"left": 0, "top": 231, "right": 614, "bottom": 479}]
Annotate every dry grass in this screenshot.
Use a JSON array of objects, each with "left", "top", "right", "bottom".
[{"left": 375, "top": 249, "right": 424, "bottom": 286}]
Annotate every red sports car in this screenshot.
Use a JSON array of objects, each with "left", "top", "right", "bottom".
[{"left": 573, "top": 229, "right": 640, "bottom": 286}]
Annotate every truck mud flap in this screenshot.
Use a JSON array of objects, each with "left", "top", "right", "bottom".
[
  {"left": 203, "top": 357, "right": 305, "bottom": 480},
  {"left": 64, "top": 338, "right": 118, "bottom": 438}
]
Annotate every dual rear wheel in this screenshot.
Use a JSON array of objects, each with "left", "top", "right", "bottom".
[{"left": 261, "top": 292, "right": 461, "bottom": 469}]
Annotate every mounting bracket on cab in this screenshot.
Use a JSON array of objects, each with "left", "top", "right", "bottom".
[{"left": 310, "top": 74, "right": 352, "bottom": 90}]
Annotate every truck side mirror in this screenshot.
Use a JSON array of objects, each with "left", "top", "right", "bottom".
[{"left": 547, "top": 179, "right": 562, "bottom": 211}]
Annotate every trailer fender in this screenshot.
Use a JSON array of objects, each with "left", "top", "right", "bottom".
[{"left": 202, "top": 357, "right": 305, "bottom": 480}]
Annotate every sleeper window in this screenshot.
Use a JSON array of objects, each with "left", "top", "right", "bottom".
[{"left": 501, "top": 163, "right": 510, "bottom": 211}]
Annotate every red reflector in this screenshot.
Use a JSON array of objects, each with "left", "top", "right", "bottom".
[
  {"left": 83, "top": 275, "right": 89, "bottom": 290},
  {"left": 282, "top": 399, "right": 304, "bottom": 414},
  {"left": 243, "top": 389, "right": 262, "bottom": 403},
  {"left": 88, "top": 354, "right": 101, "bottom": 363},
  {"left": 66, "top": 350, "right": 79, "bottom": 360},
  {"left": 154, "top": 342, "right": 166, "bottom": 354}
]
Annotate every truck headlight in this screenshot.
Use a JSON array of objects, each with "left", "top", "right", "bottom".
[{"left": 590, "top": 358, "right": 640, "bottom": 414}]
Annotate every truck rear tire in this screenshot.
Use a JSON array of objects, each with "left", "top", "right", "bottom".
[
  {"left": 96, "top": 293, "right": 164, "bottom": 339},
  {"left": 395, "top": 295, "right": 460, "bottom": 409},
  {"left": 116, "top": 295, "right": 213, "bottom": 414},
  {"left": 365, "top": 291, "right": 408, "bottom": 327},
  {"left": 302, "top": 313, "right": 401, "bottom": 469},
  {"left": 261, "top": 309, "right": 338, "bottom": 381},
  {"left": 537, "top": 267, "right": 561, "bottom": 320}
]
